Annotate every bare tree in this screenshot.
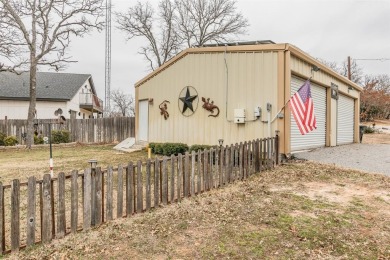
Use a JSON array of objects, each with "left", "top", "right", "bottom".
[
  {"left": 116, "top": 0, "right": 248, "bottom": 70},
  {"left": 316, "top": 57, "right": 364, "bottom": 85},
  {"left": 361, "top": 74, "right": 390, "bottom": 120},
  {"left": 339, "top": 59, "right": 364, "bottom": 85},
  {"left": 0, "top": 0, "right": 105, "bottom": 148},
  {"left": 110, "top": 89, "right": 135, "bottom": 117},
  {"left": 116, "top": 0, "right": 180, "bottom": 70}
]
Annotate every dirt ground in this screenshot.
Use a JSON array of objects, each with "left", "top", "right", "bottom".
[
  {"left": 5, "top": 161, "right": 390, "bottom": 259},
  {"left": 1, "top": 122, "right": 389, "bottom": 259}
]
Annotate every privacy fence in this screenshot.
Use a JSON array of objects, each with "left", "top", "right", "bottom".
[
  {"left": 0, "top": 137, "right": 279, "bottom": 255},
  {"left": 0, "top": 117, "right": 135, "bottom": 144}
]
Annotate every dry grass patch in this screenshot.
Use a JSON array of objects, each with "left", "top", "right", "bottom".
[
  {"left": 2, "top": 160, "right": 388, "bottom": 259},
  {"left": 0, "top": 144, "right": 148, "bottom": 183}
]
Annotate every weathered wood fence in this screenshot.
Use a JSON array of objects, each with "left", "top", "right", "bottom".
[
  {"left": 0, "top": 137, "right": 279, "bottom": 255},
  {"left": 0, "top": 117, "right": 135, "bottom": 144}
]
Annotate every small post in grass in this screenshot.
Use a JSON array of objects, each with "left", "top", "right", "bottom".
[{"left": 49, "top": 123, "right": 53, "bottom": 177}]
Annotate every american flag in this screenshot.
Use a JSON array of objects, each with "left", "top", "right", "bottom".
[{"left": 289, "top": 80, "right": 317, "bottom": 135}]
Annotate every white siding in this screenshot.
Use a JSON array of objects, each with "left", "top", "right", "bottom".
[
  {"left": 337, "top": 94, "right": 354, "bottom": 145},
  {"left": 291, "top": 76, "right": 326, "bottom": 151},
  {"left": 0, "top": 100, "right": 67, "bottom": 119}
]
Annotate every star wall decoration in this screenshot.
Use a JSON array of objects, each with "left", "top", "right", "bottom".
[{"left": 178, "top": 86, "right": 198, "bottom": 117}]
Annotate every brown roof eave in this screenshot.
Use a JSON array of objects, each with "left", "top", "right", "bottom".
[
  {"left": 287, "top": 44, "right": 363, "bottom": 92},
  {"left": 0, "top": 97, "right": 69, "bottom": 102}
]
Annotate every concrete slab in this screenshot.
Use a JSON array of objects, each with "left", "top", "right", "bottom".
[{"left": 113, "top": 137, "right": 135, "bottom": 151}]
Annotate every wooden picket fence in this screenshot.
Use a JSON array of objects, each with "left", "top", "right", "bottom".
[
  {"left": 0, "top": 117, "right": 135, "bottom": 144},
  {"left": 0, "top": 137, "right": 279, "bottom": 254}
]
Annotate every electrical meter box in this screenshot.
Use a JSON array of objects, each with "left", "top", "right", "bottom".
[{"left": 234, "top": 108, "right": 246, "bottom": 123}]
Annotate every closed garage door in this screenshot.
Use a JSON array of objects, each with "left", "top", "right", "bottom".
[
  {"left": 337, "top": 94, "right": 354, "bottom": 145},
  {"left": 291, "top": 76, "right": 327, "bottom": 151}
]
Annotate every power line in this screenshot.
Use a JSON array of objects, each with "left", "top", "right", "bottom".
[{"left": 353, "top": 58, "right": 390, "bottom": 62}]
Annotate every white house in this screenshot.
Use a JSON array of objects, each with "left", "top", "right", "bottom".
[{"left": 0, "top": 71, "right": 103, "bottom": 120}]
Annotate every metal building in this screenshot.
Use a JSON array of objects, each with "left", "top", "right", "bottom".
[{"left": 135, "top": 42, "right": 361, "bottom": 155}]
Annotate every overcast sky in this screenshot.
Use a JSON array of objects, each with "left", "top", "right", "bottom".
[{"left": 63, "top": 0, "right": 390, "bottom": 98}]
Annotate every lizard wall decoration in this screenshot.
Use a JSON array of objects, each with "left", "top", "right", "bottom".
[
  {"left": 159, "top": 100, "right": 170, "bottom": 120},
  {"left": 201, "top": 97, "right": 220, "bottom": 117}
]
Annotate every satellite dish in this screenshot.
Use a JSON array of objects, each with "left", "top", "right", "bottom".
[{"left": 54, "top": 108, "right": 63, "bottom": 116}]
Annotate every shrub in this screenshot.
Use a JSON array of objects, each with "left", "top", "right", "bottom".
[
  {"left": 0, "top": 132, "right": 5, "bottom": 146},
  {"left": 364, "top": 127, "right": 375, "bottom": 134},
  {"left": 189, "top": 144, "right": 214, "bottom": 153},
  {"left": 148, "top": 142, "right": 158, "bottom": 153},
  {"left": 51, "top": 130, "right": 70, "bottom": 144},
  {"left": 4, "top": 136, "right": 18, "bottom": 146},
  {"left": 149, "top": 142, "right": 189, "bottom": 156},
  {"left": 34, "top": 135, "right": 44, "bottom": 145}
]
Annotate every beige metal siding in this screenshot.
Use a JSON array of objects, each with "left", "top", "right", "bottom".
[
  {"left": 138, "top": 51, "right": 279, "bottom": 146},
  {"left": 290, "top": 56, "right": 359, "bottom": 100}
]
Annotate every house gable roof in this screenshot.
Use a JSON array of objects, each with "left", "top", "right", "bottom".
[{"left": 0, "top": 71, "right": 94, "bottom": 101}]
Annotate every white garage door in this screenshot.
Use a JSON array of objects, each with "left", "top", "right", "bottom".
[
  {"left": 291, "top": 76, "right": 327, "bottom": 151},
  {"left": 337, "top": 94, "right": 354, "bottom": 145}
]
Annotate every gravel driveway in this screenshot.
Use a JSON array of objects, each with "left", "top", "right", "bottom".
[{"left": 294, "top": 143, "right": 390, "bottom": 176}]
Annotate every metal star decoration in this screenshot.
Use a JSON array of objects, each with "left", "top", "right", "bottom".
[{"left": 179, "top": 86, "right": 198, "bottom": 114}]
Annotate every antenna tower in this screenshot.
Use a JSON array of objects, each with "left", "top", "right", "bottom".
[{"left": 104, "top": 0, "right": 112, "bottom": 117}]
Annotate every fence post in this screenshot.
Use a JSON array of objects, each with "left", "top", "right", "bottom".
[
  {"left": 154, "top": 158, "right": 160, "bottom": 207},
  {"left": 191, "top": 151, "right": 195, "bottom": 196},
  {"left": 146, "top": 160, "right": 151, "bottom": 211},
  {"left": 225, "top": 146, "right": 230, "bottom": 183},
  {"left": 275, "top": 132, "right": 280, "bottom": 165},
  {"left": 95, "top": 168, "right": 102, "bottom": 226},
  {"left": 42, "top": 174, "right": 52, "bottom": 242},
  {"left": 57, "top": 172, "right": 66, "bottom": 238},
  {"left": 203, "top": 149, "right": 209, "bottom": 190},
  {"left": 198, "top": 150, "right": 202, "bottom": 193},
  {"left": 162, "top": 157, "right": 168, "bottom": 206},
  {"left": 177, "top": 154, "right": 182, "bottom": 202},
  {"left": 11, "top": 179, "right": 20, "bottom": 252},
  {"left": 210, "top": 148, "right": 214, "bottom": 188},
  {"left": 106, "top": 166, "right": 114, "bottom": 221},
  {"left": 230, "top": 144, "right": 234, "bottom": 182},
  {"left": 170, "top": 155, "right": 175, "bottom": 203},
  {"left": 137, "top": 161, "right": 143, "bottom": 212},
  {"left": 220, "top": 146, "right": 225, "bottom": 186},
  {"left": 83, "top": 169, "right": 91, "bottom": 231},
  {"left": 27, "top": 176, "right": 36, "bottom": 247},
  {"left": 117, "top": 165, "right": 123, "bottom": 218},
  {"left": 214, "top": 147, "right": 219, "bottom": 189},
  {"left": 126, "top": 162, "right": 134, "bottom": 216},
  {"left": 184, "top": 152, "right": 190, "bottom": 197},
  {"left": 0, "top": 182, "right": 4, "bottom": 255},
  {"left": 71, "top": 170, "right": 79, "bottom": 233}
]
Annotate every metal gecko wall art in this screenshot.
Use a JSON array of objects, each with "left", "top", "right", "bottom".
[
  {"left": 159, "top": 100, "right": 170, "bottom": 120},
  {"left": 201, "top": 97, "right": 220, "bottom": 117}
]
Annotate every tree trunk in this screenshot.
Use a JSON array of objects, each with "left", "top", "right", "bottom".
[{"left": 26, "top": 59, "right": 37, "bottom": 149}]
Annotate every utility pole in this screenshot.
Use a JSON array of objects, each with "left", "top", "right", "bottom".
[
  {"left": 105, "top": 0, "right": 112, "bottom": 117},
  {"left": 347, "top": 56, "right": 351, "bottom": 80}
]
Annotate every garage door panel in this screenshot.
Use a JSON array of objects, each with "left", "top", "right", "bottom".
[
  {"left": 291, "top": 76, "right": 326, "bottom": 151},
  {"left": 337, "top": 94, "right": 354, "bottom": 145}
]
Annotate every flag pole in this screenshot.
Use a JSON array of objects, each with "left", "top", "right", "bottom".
[{"left": 270, "top": 78, "right": 312, "bottom": 124}]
